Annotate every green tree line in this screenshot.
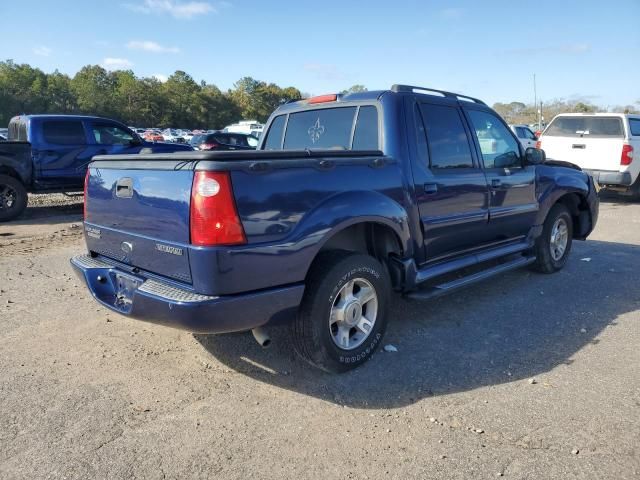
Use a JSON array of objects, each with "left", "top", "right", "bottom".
[
  {"left": 493, "top": 99, "right": 640, "bottom": 126},
  {"left": 0, "top": 60, "right": 304, "bottom": 128}
]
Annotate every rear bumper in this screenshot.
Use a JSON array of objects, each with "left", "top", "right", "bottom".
[
  {"left": 584, "top": 169, "right": 633, "bottom": 187},
  {"left": 70, "top": 254, "right": 304, "bottom": 334}
]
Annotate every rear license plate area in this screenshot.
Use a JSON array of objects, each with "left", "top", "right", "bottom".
[{"left": 112, "top": 271, "right": 143, "bottom": 312}]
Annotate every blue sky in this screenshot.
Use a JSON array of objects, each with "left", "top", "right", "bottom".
[{"left": 2, "top": 0, "right": 639, "bottom": 107}]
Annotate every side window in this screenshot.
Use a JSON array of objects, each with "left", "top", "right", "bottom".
[
  {"left": 467, "top": 110, "right": 521, "bottom": 169},
  {"left": 263, "top": 115, "right": 286, "bottom": 150},
  {"left": 629, "top": 119, "right": 640, "bottom": 136},
  {"left": 42, "top": 121, "right": 85, "bottom": 145},
  {"left": 414, "top": 104, "right": 428, "bottom": 165},
  {"left": 419, "top": 104, "right": 474, "bottom": 169},
  {"left": 523, "top": 128, "right": 537, "bottom": 140},
  {"left": 352, "top": 106, "right": 379, "bottom": 150},
  {"left": 92, "top": 124, "right": 134, "bottom": 145},
  {"left": 515, "top": 127, "right": 526, "bottom": 138}
]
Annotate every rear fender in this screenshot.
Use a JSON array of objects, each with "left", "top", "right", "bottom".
[
  {"left": 0, "top": 154, "right": 32, "bottom": 185},
  {"left": 293, "top": 189, "right": 411, "bottom": 267}
]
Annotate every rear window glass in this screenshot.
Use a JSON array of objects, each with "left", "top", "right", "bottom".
[
  {"left": 283, "top": 107, "right": 356, "bottom": 150},
  {"left": 212, "top": 134, "right": 249, "bottom": 146},
  {"left": 545, "top": 117, "right": 624, "bottom": 138},
  {"left": 629, "top": 119, "right": 640, "bottom": 136},
  {"left": 42, "top": 121, "right": 85, "bottom": 145},
  {"left": 352, "top": 106, "right": 379, "bottom": 150},
  {"left": 264, "top": 115, "right": 286, "bottom": 150}
]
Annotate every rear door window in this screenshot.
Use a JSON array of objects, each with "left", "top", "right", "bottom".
[
  {"left": 419, "top": 104, "right": 474, "bottom": 169},
  {"left": 545, "top": 116, "right": 624, "bottom": 138},
  {"left": 352, "top": 106, "right": 379, "bottom": 150},
  {"left": 283, "top": 107, "right": 356, "bottom": 150},
  {"left": 42, "top": 121, "right": 86, "bottom": 145},
  {"left": 629, "top": 119, "right": 640, "bottom": 136}
]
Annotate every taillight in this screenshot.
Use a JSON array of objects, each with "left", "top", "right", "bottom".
[
  {"left": 200, "top": 143, "right": 218, "bottom": 150},
  {"left": 535, "top": 140, "right": 542, "bottom": 149},
  {"left": 190, "top": 171, "right": 245, "bottom": 246},
  {"left": 83, "top": 169, "right": 89, "bottom": 221},
  {"left": 621, "top": 144, "right": 633, "bottom": 166}
]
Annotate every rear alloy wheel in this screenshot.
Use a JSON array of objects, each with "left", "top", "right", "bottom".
[
  {"left": 291, "top": 251, "right": 390, "bottom": 373},
  {"left": 0, "top": 174, "right": 28, "bottom": 222},
  {"left": 531, "top": 203, "right": 573, "bottom": 273}
]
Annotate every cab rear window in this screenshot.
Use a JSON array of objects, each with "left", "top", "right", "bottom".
[
  {"left": 265, "top": 105, "right": 380, "bottom": 151},
  {"left": 284, "top": 107, "right": 356, "bottom": 150},
  {"left": 545, "top": 117, "right": 624, "bottom": 138}
]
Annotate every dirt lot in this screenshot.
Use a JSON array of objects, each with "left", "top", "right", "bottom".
[{"left": 0, "top": 195, "right": 639, "bottom": 480}]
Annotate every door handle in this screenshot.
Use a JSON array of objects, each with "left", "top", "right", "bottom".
[
  {"left": 424, "top": 183, "right": 438, "bottom": 194},
  {"left": 491, "top": 179, "right": 502, "bottom": 188},
  {"left": 572, "top": 144, "right": 586, "bottom": 149}
]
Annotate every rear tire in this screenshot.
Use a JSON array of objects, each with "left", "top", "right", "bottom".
[
  {"left": 531, "top": 203, "right": 573, "bottom": 273},
  {"left": 291, "top": 251, "right": 391, "bottom": 373},
  {"left": 0, "top": 174, "right": 28, "bottom": 222}
]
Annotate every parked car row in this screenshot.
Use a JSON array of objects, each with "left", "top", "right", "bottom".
[{"left": 127, "top": 123, "right": 264, "bottom": 145}]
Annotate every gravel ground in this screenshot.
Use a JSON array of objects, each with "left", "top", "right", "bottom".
[{"left": 0, "top": 194, "right": 639, "bottom": 479}]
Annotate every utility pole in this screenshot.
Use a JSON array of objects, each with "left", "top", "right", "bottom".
[{"left": 533, "top": 74, "right": 538, "bottom": 128}]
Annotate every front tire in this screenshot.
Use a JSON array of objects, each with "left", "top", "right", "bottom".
[
  {"left": 291, "top": 251, "right": 391, "bottom": 373},
  {"left": 0, "top": 174, "right": 28, "bottom": 222},
  {"left": 531, "top": 203, "right": 573, "bottom": 273}
]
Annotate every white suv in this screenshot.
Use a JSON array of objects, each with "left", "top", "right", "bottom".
[
  {"left": 509, "top": 124, "right": 538, "bottom": 149},
  {"left": 538, "top": 113, "right": 640, "bottom": 198}
]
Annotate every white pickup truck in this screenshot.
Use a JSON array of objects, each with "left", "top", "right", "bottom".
[{"left": 538, "top": 113, "right": 640, "bottom": 198}]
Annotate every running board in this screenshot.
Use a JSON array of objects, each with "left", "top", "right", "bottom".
[{"left": 405, "top": 256, "right": 535, "bottom": 301}]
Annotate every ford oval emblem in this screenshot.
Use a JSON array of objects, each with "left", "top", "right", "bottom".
[{"left": 121, "top": 241, "right": 133, "bottom": 254}]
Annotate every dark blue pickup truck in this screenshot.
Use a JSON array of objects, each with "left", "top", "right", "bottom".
[
  {"left": 71, "top": 85, "right": 599, "bottom": 372},
  {"left": 0, "top": 115, "right": 192, "bottom": 221}
]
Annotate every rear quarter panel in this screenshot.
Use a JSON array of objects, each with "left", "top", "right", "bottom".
[{"left": 187, "top": 159, "right": 412, "bottom": 295}]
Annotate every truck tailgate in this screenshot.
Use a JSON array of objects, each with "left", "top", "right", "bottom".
[
  {"left": 541, "top": 136, "right": 622, "bottom": 171},
  {"left": 84, "top": 162, "right": 194, "bottom": 283}
]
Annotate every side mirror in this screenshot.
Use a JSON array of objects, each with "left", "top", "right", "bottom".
[{"left": 525, "top": 147, "right": 545, "bottom": 165}]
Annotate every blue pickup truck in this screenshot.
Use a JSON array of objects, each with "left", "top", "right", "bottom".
[
  {"left": 71, "top": 85, "right": 599, "bottom": 372},
  {"left": 0, "top": 115, "right": 192, "bottom": 221}
]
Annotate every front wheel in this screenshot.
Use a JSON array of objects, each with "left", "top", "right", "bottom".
[
  {"left": 531, "top": 203, "right": 573, "bottom": 273},
  {"left": 0, "top": 174, "right": 28, "bottom": 222},
  {"left": 291, "top": 251, "right": 391, "bottom": 373}
]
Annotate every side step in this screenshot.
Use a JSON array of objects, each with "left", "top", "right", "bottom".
[{"left": 405, "top": 255, "right": 535, "bottom": 301}]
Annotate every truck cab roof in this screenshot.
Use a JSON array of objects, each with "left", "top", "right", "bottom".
[{"left": 275, "top": 84, "right": 489, "bottom": 115}]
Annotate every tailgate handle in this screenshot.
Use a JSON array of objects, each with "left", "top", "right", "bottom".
[
  {"left": 115, "top": 177, "right": 133, "bottom": 198},
  {"left": 572, "top": 144, "right": 586, "bottom": 149},
  {"left": 424, "top": 183, "right": 438, "bottom": 194}
]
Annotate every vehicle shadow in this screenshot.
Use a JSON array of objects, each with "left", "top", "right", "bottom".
[
  {"left": 597, "top": 191, "right": 638, "bottom": 206},
  {"left": 8, "top": 202, "right": 83, "bottom": 226},
  {"left": 194, "top": 239, "right": 640, "bottom": 409}
]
